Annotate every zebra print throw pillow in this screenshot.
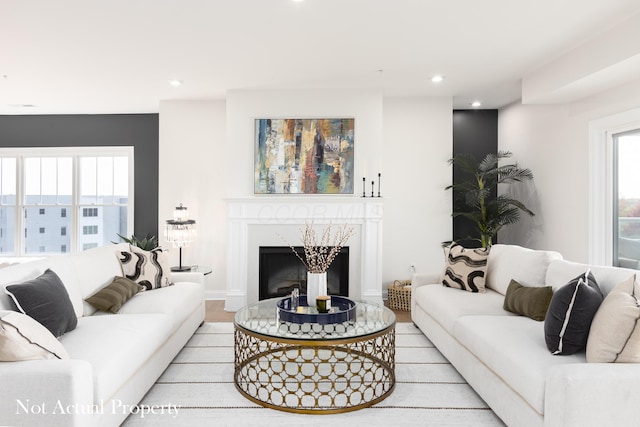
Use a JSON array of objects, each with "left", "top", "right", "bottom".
[
  {"left": 118, "top": 246, "right": 172, "bottom": 291},
  {"left": 441, "top": 243, "right": 490, "bottom": 293}
]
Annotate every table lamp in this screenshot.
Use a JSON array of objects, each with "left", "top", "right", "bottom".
[{"left": 165, "top": 203, "right": 196, "bottom": 271}]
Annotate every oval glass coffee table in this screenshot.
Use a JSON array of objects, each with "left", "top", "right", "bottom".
[{"left": 234, "top": 297, "right": 396, "bottom": 414}]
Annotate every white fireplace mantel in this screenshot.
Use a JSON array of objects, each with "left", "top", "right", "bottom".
[{"left": 225, "top": 198, "right": 383, "bottom": 311}]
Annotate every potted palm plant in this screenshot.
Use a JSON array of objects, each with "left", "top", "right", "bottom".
[
  {"left": 114, "top": 233, "right": 159, "bottom": 250},
  {"left": 447, "top": 151, "right": 534, "bottom": 247}
]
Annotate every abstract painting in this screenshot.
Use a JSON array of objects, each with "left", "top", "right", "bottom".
[{"left": 254, "top": 118, "right": 354, "bottom": 194}]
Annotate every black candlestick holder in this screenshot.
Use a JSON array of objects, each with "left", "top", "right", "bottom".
[
  {"left": 371, "top": 180, "right": 375, "bottom": 198},
  {"left": 362, "top": 177, "right": 366, "bottom": 197},
  {"left": 377, "top": 173, "right": 382, "bottom": 197}
]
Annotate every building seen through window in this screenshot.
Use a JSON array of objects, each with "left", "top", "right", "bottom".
[{"left": 0, "top": 148, "right": 133, "bottom": 255}]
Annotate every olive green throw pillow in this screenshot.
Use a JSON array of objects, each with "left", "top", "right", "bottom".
[
  {"left": 85, "top": 277, "right": 141, "bottom": 313},
  {"left": 503, "top": 279, "right": 553, "bottom": 321}
]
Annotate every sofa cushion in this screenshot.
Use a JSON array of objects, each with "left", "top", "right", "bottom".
[
  {"left": 485, "top": 244, "right": 562, "bottom": 295},
  {"left": 58, "top": 313, "right": 172, "bottom": 403},
  {"left": 441, "top": 243, "right": 490, "bottom": 293},
  {"left": 544, "top": 271, "right": 603, "bottom": 355},
  {"left": 587, "top": 274, "right": 640, "bottom": 363},
  {"left": 5, "top": 269, "right": 78, "bottom": 337},
  {"left": 118, "top": 246, "right": 172, "bottom": 291},
  {"left": 0, "top": 310, "right": 69, "bottom": 361},
  {"left": 545, "top": 259, "right": 638, "bottom": 296},
  {"left": 453, "top": 315, "right": 584, "bottom": 415},
  {"left": 85, "top": 276, "right": 142, "bottom": 314},
  {"left": 71, "top": 243, "right": 130, "bottom": 316},
  {"left": 503, "top": 279, "right": 553, "bottom": 321},
  {"left": 413, "top": 284, "right": 512, "bottom": 334},
  {"left": 112, "top": 282, "right": 204, "bottom": 334}
]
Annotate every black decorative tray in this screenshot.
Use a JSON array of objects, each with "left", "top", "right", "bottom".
[{"left": 277, "top": 296, "right": 357, "bottom": 325}]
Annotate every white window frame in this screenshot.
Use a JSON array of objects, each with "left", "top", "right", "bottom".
[
  {"left": 589, "top": 108, "right": 640, "bottom": 265},
  {"left": 0, "top": 146, "right": 134, "bottom": 256}
]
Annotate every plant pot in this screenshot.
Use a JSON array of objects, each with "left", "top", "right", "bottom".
[{"left": 306, "top": 271, "right": 327, "bottom": 307}]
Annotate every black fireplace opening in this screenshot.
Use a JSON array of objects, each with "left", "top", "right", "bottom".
[{"left": 258, "top": 246, "right": 349, "bottom": 300}]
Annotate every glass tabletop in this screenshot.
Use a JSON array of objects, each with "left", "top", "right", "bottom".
[{"left": 234, "top": 297, "right": 396, "bottom": 341}]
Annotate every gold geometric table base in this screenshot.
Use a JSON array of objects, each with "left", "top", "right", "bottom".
[{"left": 234, "top": 325, "right": 396, "bottom": 414}]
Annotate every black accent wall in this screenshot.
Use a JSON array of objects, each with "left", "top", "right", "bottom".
[
  {"left": 0, "top": 114, "right": 159, "bottom": 238},
  {"left": 452, "top": 110, "right": 498, "bottom": 247}
]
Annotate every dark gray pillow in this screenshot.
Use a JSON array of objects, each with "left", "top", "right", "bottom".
[
  {"left": 544, "top": 270, "right": 603, "bottom": 355},
  {"left": 5, "top": 269, "right": 77, "bottom": 337}
]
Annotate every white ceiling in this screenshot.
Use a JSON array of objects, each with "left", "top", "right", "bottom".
[{"left": 2, "top": 0, "right": 640, "bottom": 114}]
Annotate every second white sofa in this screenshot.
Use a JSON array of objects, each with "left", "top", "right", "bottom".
[{"left": 412, "top": 244, "right": 640, "bottom": 427}]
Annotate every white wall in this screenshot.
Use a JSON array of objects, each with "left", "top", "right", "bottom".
[
  {"left": 159, "top": 92, "right": 453, "bottom": 300},
  {"left": 382, "top": 97, "right": 452, "bottom": 281},
  {"left": 499, "top": 77, "right": 640, "bottom": 262},
  {"left": 159, "top": 100, "right": 227, "bottom": 298}
]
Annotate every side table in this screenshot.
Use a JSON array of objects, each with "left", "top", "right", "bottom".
[{"left": 171, "top": 265, "right": 212, "bottom": 285}]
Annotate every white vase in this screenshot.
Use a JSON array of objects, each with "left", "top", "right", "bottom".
[{"left": 306, "top": 271, "right": 327, "bottom": 307}]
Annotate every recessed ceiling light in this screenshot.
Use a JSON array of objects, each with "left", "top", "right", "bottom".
[
  {"left": 471, "top": 101, "right": 482, "bottom": 108},
  {"left": 168, "top": 80, "right": 183, "bottom": 87},
  {"left": 430, "top": 75, "right": 444, "bottom": 83}
]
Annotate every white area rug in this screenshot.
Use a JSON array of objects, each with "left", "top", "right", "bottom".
[{"left": 122, "top": 322, "right": 504, "bottom": 426}]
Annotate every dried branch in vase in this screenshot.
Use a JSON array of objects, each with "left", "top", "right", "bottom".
[{"left": 279, "top": 222, "right": 355, "bottom": 273}]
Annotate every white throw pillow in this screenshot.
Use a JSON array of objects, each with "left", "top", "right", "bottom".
[
  {"left": 440, "top": 243, "right": 490, "bottom": 293},
  {"left": 118, "top": 246, "right": 172, "bottom": 291},
  {"left": 0, "top": 310, "right": 70, "bottom": 361},
  {"left": 586, "top": 275, "right": 640, "bottom": 363}
]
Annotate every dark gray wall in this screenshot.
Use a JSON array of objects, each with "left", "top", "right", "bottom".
[
  {"left": 0, "top": 114, "right": 159, "bottom": 238},
  {"left": 452, "top": 109, "right": 498, "bottom": 246}
]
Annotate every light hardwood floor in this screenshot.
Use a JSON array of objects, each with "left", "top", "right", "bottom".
[{"left": 205, "top": 299, "right": 413, "bottom": 323}]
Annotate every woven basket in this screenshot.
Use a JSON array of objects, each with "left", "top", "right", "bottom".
[{"left": 387, "top": 279, "right": 412, "bottom": 311}]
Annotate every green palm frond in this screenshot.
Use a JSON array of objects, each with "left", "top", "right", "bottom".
[
  {"left": 114, "top": 233, "right": 159, "bottom": 250},
  {"left": 446, "top": 151, "right": 534, "bottom": 247}
]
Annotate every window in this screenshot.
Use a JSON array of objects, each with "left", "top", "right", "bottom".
[
  {"left": 38, "top": 246, "right": 45, "bottom": 252},
  {"left": 83, "top": 208, "right": 98, "bottom": 217},
  {"left": 0, "top": 147, "right": 133, "bottom": 256},
  {"left": 613, "top": 129, "right": 640, "bottom": 268},
  {"left": 83, "top": 243, "right": 98, "bottom": 251},
  {"left": 83, "top": 225, "right": 98, "bottom": 235},
  {"left": 61, "top": 244, "right": 67, "bottom": 253}
]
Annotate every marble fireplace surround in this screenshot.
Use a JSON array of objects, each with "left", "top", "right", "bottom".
[{"left": 225, "top": 198, "right": 383, "bottom": 312}]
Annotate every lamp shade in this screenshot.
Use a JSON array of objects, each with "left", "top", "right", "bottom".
[{"left": 165, "top": 204, "right": 196, "bottom": 248}]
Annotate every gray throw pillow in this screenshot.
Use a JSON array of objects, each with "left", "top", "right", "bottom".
[
  {"left": 503, "top": 279, "right": 553, "bottom": 321},
  {"left": 5, "top": 269, "right": 77, "bottom": 337},
  {"left": 85, "top": 276, "right": 142, "bottom": 313}
]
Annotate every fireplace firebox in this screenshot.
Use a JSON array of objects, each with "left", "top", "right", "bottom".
[{"left": 258, "top": 246, "right": 349, "bottom": 300}]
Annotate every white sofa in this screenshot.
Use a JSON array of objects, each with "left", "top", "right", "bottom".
[
  {"left": 0, "top": 243, "right": 205, "bottom": 427},
  {"left": 412, "top": 244, "right": 640, "bottom": 427}
]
